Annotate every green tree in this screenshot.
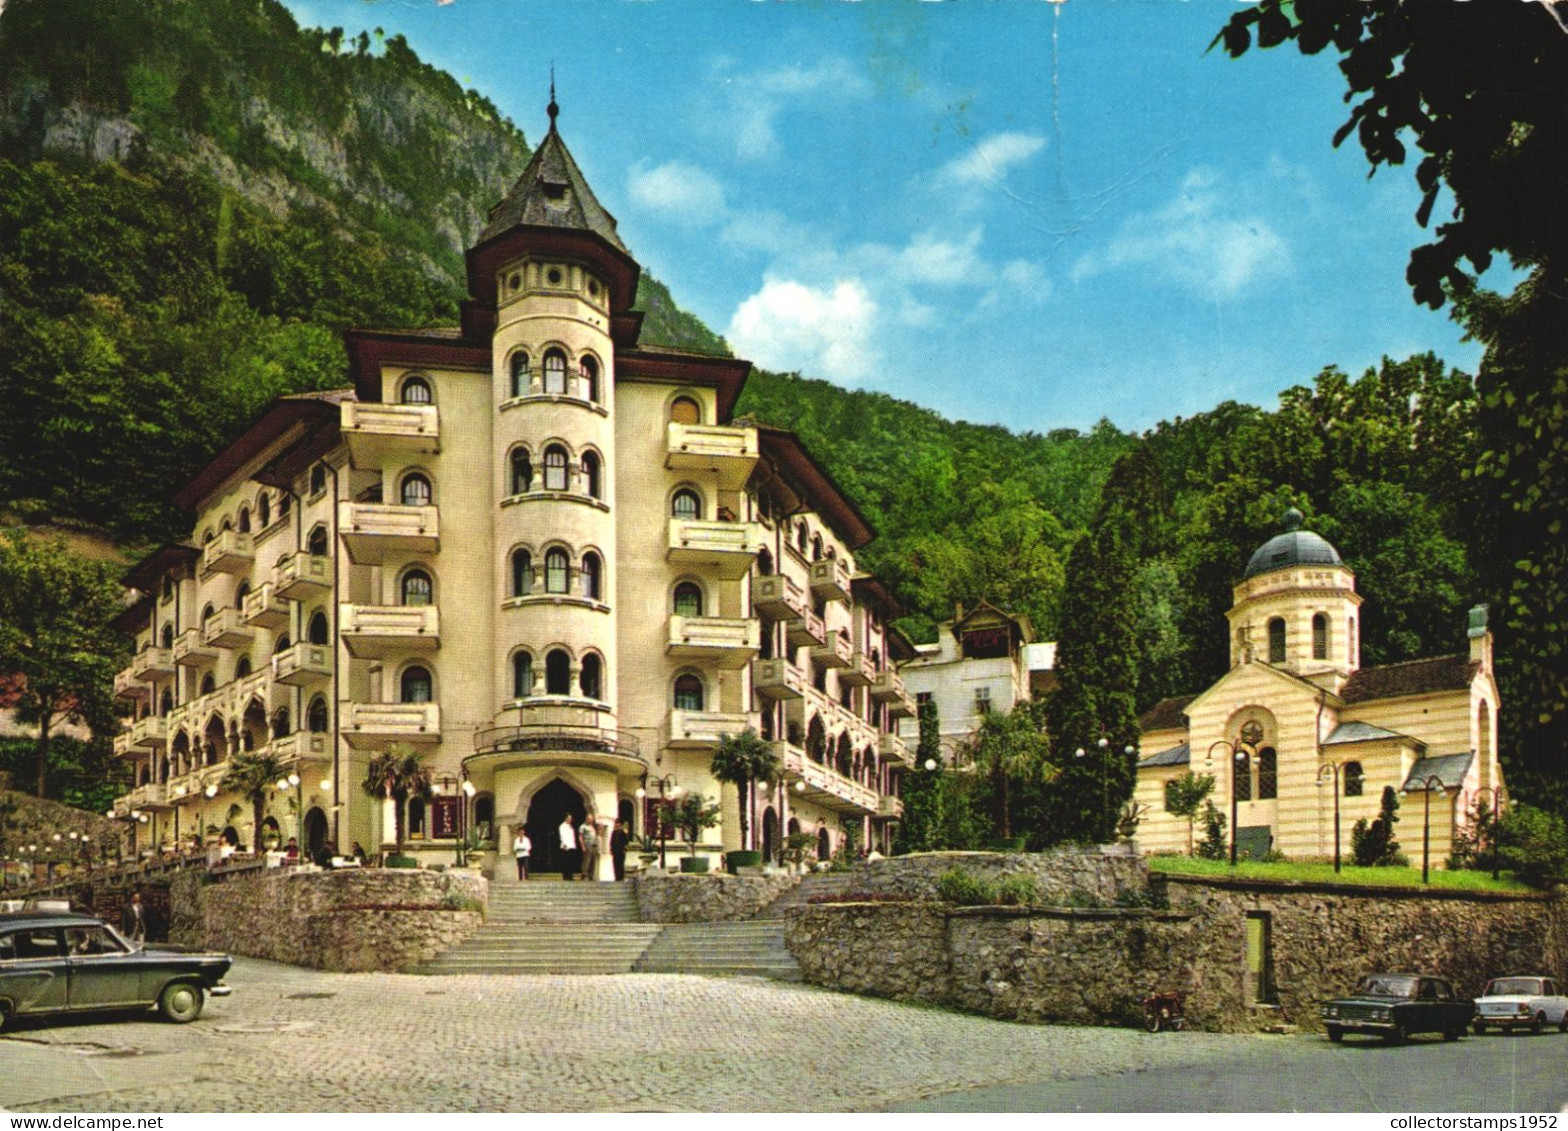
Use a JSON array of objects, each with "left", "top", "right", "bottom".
[
  {"left": 359, "top": 744, "right": 430, "bottom": 857},
  {"left": 708, "top": 728, "right": 778, "bottom": 852},
  {"left": 1163, "top": 771, "right": 1216, "bottom": 856},
  {"left": 1196, "top": 800, "right": 1228, "bottom": 861},
  {"left": 1492, "top": 804, "right": 1568, "bottom": 891},
  {"left": 0, "top": 528, "right": 126, "bottom": 796},
  {"left": 220, "top": 749, "right": 288, "bottom": 855},
  {"left": 963, "top": 706, "right": 1052, "bottom": 843},
  {"left": 1351, "top": 785, "right": 1405, "bottom": 867},
  {"left": 894, "top": 697, "right": 945, "bottom": 854},
  {"left": 671, "top": 792, "right": 721, "bottom": 859}
]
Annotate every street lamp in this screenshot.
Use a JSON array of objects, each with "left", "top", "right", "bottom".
[
  {"left": 635, "top": 773, "right": 682, "bottom": 869},
  {"left": 1315, "top": 761, "right": 1345, "bottom": 873},
  {"left": 276, "top": 772, "right": 302, "bottom": 858},
  {"left": 1075, "top": 737, "right": 1139, "bottom": 842},
  {"left": 1207, "top": 739, "right": 1255, "bottom": 867},
  {"left": 1413, "top": 774, "right": 1454, "bottom": 884}
]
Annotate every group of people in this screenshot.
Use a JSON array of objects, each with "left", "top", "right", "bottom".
[{"left": 512, "top": 816, "right": 630, "bottom": 881}]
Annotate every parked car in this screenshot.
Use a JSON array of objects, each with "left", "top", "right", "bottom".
[
  {"left": 1473, "top": 976, "right": 1568, "bottom": 1035},
  {"left": 1320, "top": 973, "right": 1475, "bottom": 1044},
  {"left": 0, "top": 909, "right": 232, "bottom": 1031}
]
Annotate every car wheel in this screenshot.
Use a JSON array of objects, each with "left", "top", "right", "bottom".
[
  {"left": 1386, "top": 1023, "right": 1408, "bottom": 1046},
  {"left": 1326, "top": 1026, "right": 1343, "bottom": 1043},
  {"left": 1473, "top": 1022, "right": 1488, "bottom": 1036},
  {"left": 1531, "top": 1012, "right": 1544, "bottom": 1036},
  {"left": 1559, "top": 1013, "right": 1567, "bottom": 1034},
  {"left": 158, "top": 982, "right": 204, "bottom": 1024},
  {"left": 1444, "top": 1028, "right": 1461, "bottom": 1042}
]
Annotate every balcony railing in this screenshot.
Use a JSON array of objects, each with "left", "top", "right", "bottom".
[
  {"left": 341, "top": 401, "right": 440, "bottom": 467},
  {"left": 785, "top": 609, "right": 826, "bottom": 649},
  {"left": 878, "top": 731, "right": 913, "bottom": 767},
  {"left": 201, "top": 529, "right": 253, "bottom": 578},
  {"left": 887, "top": 689, "right": 917, "bottom": 719},
  {"left": 114, "top": 668, "right": 151, "bottom": 702},
  {"left": 130, "top": 715, "right": 168, "bottom": 749},
  {"left": 667, "top": 709, "right": 756, "bottom": 749},
  {"left": 202, "top": 607, "right": 253, "bottom": 649},
  {"left": 877, "top": 795, "right": 905, "bottom": 819},
  {"left": 130, "top": 782, "right": 169, "bottom": 810},
  {"left": 840, "top": 651, "right": 876, "bottom": 687},
  {"left": 811, "top": 632, "right": 853, "bottom": 670},
  {"left": 869, "top": 667, "right": 907, "bottom": 704},
  {"left": 752, "top": 572, "right": 807, "bottom": 621},
  {"left": 268, "top": 730, "right": 329, "bottom": 768},
  {"left": 342, "top": 702, "right": 441, "bottom": 749},
  {"left": 776, "top": 743, "right": 878, "bottom": 815},
  {"left": 272, "top": 642, "right": 332, "bottom": 686},
  {"left": 241, "top": 583, "right": 290, "bottom": 630},
  {"left": 665, "top": 422, "right": 759, "bottom": 491},
  {"left": 666, "top": 615, "right": 759, "bottom": 668},
  {"left": 274, "top": 553, "right": 332, "bottom": 599},
  {"left": 752, "top": 657, "right": 806, "bottom": 701},
  {"left": 809, "top": 557, "right": 852, "bottom": 603},
  {"left": 340, "top": 503, "right": 439, "bottom": 564},
  {"left": 113, "top": 732, "right": 134, "bottom": 758},
  {"left": 232, "top": 668, "right": 274, "bottom": 710},
  {"left": 471, "top": 719, "right": 644, "bottom": 774},
  {"left": 130, "top": 646, "right": 176, "bottom": 681},
  {"left": 666, "top": 519, "right": 764, "bottom": 581},
  {"left": 340, "top": 604, "right": 440, "bottom": 659}
]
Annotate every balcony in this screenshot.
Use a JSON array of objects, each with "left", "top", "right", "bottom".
[
  {"left": 887, "top": 689, "right": 917, "bottom": 719},
  {"left": 131, "top": 715, "right": 168, "bottom": 749},
  {"left": 809, "top": 557, "right": 852, "bottom": 603},
  {"left": 471, "top": 709, "right": 644, "bottom": 777},
  {"left": 752, "top": 657, "right": 806, "bottom": 701},
  {"left": 840, "top": 651, "right": 876, "bottom": 687},
  {"left": 785, "top": 609, "right": 826, "bottom": 649},
  {"left": 130, "top": 782, "right": 170, "bottom": 810},
  {"left": 665, "top": 421, "right": 759, "bottom": 491},
  {"left": 341, "top": 401, "right": 440, "bottom": 467},
  {"left": 232, "top": 668, "right": 275, "bottom": 710},
  {"left": 777, "top": 743, "right": 878, "bottom": 815},
  {"left": 113, "top": 732, "right": 134, "bottom": 758},
  {"left": 878, "top": 795, "right": 905, "bottom": 819},
  {"left": 340, "top": 604, "right": 440, "bottom": 659},
  {"left": 241, "top": 583, "right": 290, "bottom": 630},
  {"left": 342, "top": 702, "right": 441, "bottom": 749},
  {"left": 114, "top": 667, "right": 151, "bottom": 703},
  {"left": 666, "top": 519, "right": 764, "bottom": 581},
  {"left": 269, "top": 730, "right": 329, "bottom": 769},
  {"left": 870, "top": 667, "right": 907, "bottom": 704},
  {"left": 667, "top": 709, "right": 756, "bottom": 750},
  {"left": 274, "top": 553, "right": 332, "bottom": 599},
  {"left": 272, "top": 642, "right": 332, "bottom": 687},
  {"left": 811, "top": 632, "right": 853, "bottom": 670},
  {"left": 752, "top": 572, "right": 807, "bottom": 621},
  {"left": 340, "top": 502, "right": 439, "bottom": 564},
  {"left": 200, "top": 529, "right": 253, "bottom": 578},
  {"left": 202, "top": 608, "right": 253, "bottom": 650},
  {"left": 878, "top": 731, "right": 913, "bottom": 767},
  {"left": 130, "top": 646, "right": 176, "bottom": 681},
  {"left": 666, "top": 615, "right": 759, "bottom": 668}
]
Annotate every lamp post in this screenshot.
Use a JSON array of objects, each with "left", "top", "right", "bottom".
[
  {"left": 1074, "top": 737, "right": 1139, "bottom": 842},
  {"left": 635, "top": 773, "right": 681, "bottom": 870},
  {"left": 1415, "top": 774, "right": 1452, "bottom": 884},
  {"left": 1206, "top": 739, "right": 1254, "bottom": 867},
  {"left": 275, "top": 772, "right": 302, "bottom": 858},
  {"left": 1474, "top": 785, "right": 1507, "bottom": 880},
  {"left": 1315, "top": 761, "right": 1345, "bottom": 873}
]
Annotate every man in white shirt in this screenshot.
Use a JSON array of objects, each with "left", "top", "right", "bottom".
[
  {"left": 558, "top": 814, "right": 577, "bottom": 881},
  {"left": 513, "top": 828, "right": 532, "bottom": 881}
]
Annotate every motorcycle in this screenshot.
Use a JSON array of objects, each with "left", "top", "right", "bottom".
[{"left": 1143, "top": 989, "right": 1186, "bottom": 1033}]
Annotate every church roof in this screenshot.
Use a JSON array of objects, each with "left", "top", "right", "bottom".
[
  {"left": 1341, "top": 655, "right": 1479, "bottom": 704},
  {"left": 1242, "top": 508, "right": 1343, "bottom": 580},
  {"left": 1322, "top": 721, "right": 1414, "bottom": 746},
  {"left": 1138, "top": 742, "right": 1191, "bottom": 769},
  {"left": 1401, "top": 751, "right": 1475, "bottom": 792},
  {"left": 478, "top": 113, "right": 627, "bottom": 253},
  {"left": 1139, "top": 695, "right": 1196, "bottom": 733}
]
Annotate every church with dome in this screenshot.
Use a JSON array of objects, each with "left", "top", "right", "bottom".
[{"left": 1131, "top": 510, "right": 1505, "bottom": 867}]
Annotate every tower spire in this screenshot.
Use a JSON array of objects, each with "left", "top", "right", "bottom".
[{"left": 548, "top": 65, "right": 558, "bottom": 132}]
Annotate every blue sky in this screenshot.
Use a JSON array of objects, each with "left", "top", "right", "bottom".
[{"left": 282, "top": 0, "right": 1492, "bottom": 434}]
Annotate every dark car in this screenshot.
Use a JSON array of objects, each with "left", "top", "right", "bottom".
[
  {"left": 0, "top": 910, "right": 232, "bottom": 1031},
  {"left": 1320, "top": 973, "right": 1474, "bottom": 1045}
]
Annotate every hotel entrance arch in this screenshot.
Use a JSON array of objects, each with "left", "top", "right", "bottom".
[{"left": 525, "top": 778, "right": 588, "bottom": 876}]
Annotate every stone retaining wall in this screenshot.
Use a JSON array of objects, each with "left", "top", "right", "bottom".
[
  {"left": 845, "top": 846, "right": 1147, "bottom": 905},
  {"left": 634, "top": 872, "right": 796, "bottom": 922},
  {"left": 174, "top": 869, "right": 486, "bottom": 972},
  {"left": 789, "top": 902, "right": 951, "bottom": 1003}
]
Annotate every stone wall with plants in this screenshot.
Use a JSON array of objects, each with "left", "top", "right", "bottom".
[
  {"left": 788, "top": 902, "right": 951, "bottom": 1003},
  {"left": 847, "top": 846, "right": 1148, "bottom": 906},
  {"left": 633, "top": 872, "right": 796, "bottom": 923},
  {"left": 172, "top": 868, "right": 485, "bottom": 972}
]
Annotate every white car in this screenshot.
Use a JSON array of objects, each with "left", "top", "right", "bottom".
[{"left": 1473, "top": 976, "right": 1568, "bottom": 1035}]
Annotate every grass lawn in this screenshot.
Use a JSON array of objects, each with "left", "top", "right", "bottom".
[{"left": 1147, "top": 854, "right": 1536, "bottom": 893}]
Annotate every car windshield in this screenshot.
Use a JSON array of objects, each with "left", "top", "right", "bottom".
[
  {"left": 1358, "top": 975, "right": 1418, "bottom": 997},
  {"left": 1484, "top": 978, "right": 1542, "bottom": 996}
]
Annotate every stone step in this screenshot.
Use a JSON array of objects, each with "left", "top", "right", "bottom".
[{"left": 633, "top": 922, "right": 798, "bottom": 980}]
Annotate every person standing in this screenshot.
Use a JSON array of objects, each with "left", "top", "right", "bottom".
[
  {"left": 579, "top": 818, "right": 600, "bottom": 881},
  {"left": 610, "top": 819, "right": 629, "bottom": 881},
  {"left": 557, "top": 814, "right": 577, "bottom": 881},
  {"left": 121, "top": 891, "right": 146, "bottom": 944},
  {"left": 513, "top": 827, "right": 532, "bottom": 881}
]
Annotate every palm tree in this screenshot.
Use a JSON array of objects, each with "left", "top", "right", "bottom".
[
  {"left": 220, "top": 750, "right": 288, "bottom": 854},
  {"left": 709, "top": 728, "right": 779, "bottom": 851},
  {"left": 360, "top": 744, "right": 430, "bottom": 857},
  {"left": 964, "top": 706, "right": 1053, "bottom": 843}
]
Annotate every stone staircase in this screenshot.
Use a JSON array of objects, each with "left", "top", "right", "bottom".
[
  {"left": 635, "top": 921, "right": 799, "bottom": 980},
  {"left": 752, "top": 871, "right": 862, "bottom": 919}
]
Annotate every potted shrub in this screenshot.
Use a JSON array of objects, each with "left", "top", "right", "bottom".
[
  {"left": 783, "top": 831, "right": 816, "bottom": 874},
  {"left": 634, "top": 834, "right": 660, "bottom": 871},
  {"left": 672, "top": 792, "right": 720, "bottom": 874},
  {"left": 725, "top": 850, "right": 764, "bottom": 874}
]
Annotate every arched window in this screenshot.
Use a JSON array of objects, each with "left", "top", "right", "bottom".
[
  {"left": 160, "top": 689, "right": 173, "bottom": 716},
  {"left": 401, "top": 376, "right": 432, "bottom": 404},
  {"left": 581, "top": 552, "right": 603, "bottom": 601},
  {"left": 258, "top": 494, "right": 271, "bottom": 528},
  {"left": 670, "top": 395, "right": 700, "bottom": 425},
  {"left": 235, "top": 581, "right": 250, "bottom": 610},
  {"left": 580, "top": 653, "right": 603, "bottom": 700},
  {"left": 401, "top": 666, "right": 433, "bottom": 704},
  {"left": 512, "top": 652, "right": 533, "bottom": 699},
  {"left": 807, "top": 716, "right": 826, "bottom": 762},
  {"left": 400, "top": 473, "right": 432, "bottom": 507},
  {"left": 673, "top": 582, "right": 703, "bottom": 618},
  {"left": 1344, "top": 761, "right": 1364, "bottom": 797},
  {"left": 278, "top": 492, "right": 290, "bottom": 518},
  {"left": 581, "top": 356, "right": 600, "bottom": 403},
  {"left": 1349, "top": 616, "right": 1358, "bottom": 665},
  {"left": 510, "top": 449, "right": 533, "bottom": 495},
  {"left": 545, "top": 548, "right": 569, "bottom": 594},
  {"left": 796, "top": 521, "right": 809, "bottom": 553},
  {"left": 161, "top": 575, "right": 174, "bottom": 602},
  {"left": 308, "top": 611, "right": 329, "bottom": 645},
  {"left": 271, "top": 708, "right": 290, "bottom": 740},
  {"left": 407, "top": 797, "right": 426, "bottom": 839},
  {"left": 509, "top": 352, "right": 530, "bottom": 398},
  {"left": 237, "top": 507, "right": 251, "bottom": 534},
  {"left": 235, "top": 655, "right": 252, "bottom": 679},
  {"left": 202, "top": 603, "right": 215, "bottom": 623},
  {"left": 310, "top": 464, "right": 328, "bottom": 496},
  {"left": 307, "top": 526, "right": 329, "bottom": 556},
  {"left": 757, "top": 548, "right": 774, "bottom": 576},
  {"left": 1232, "top": 754, "right": 1252, "bottom": 802},
  {"left": 673, "top": 673, "right": 704, "bottom": 711},
  {"left": 545, "top": 649, "right": 571, "bottom": 696},
  {"left": 671, "top": 488, "right": 701, "bottom": 521},
  {"left": 161, "top": 624, "right": 174, "bottom": 649},
  {"left": 401, "top": 569, "right": 433, "bottom": 606},
  {"left": 200, "top": 672, "right": 216, "bottom": 696},
  {"left": 1267, "top": 617, "right": 1286, "bottom": 664},
  {"left": 511, "top": 549, "right": 533, "bottom": 597},
  {"left": 544, "top": 349, "right": 568, "bottom": 395},
  {"left": 1257, "top": 747, "right": 1277, "bottom": 800},
  {"left": 812, "top": 534, "right": 823, "bottom": 562},
  {"left": 307, "top": 696, "right": 329, "bottom": 733},
  {"left": 273, "top": 634, "right": 291, "bottom": 653},
  {"left": 1312, "top": 613, "right": 1329, "bottom": 660},
  {"left": 543, "top": 445, "right": 569, "bottom": 491},
  {"left": 581, "top": 451, "right": 601, "bottom": 498}
]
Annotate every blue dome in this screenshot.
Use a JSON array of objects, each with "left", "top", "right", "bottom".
[{"left": 1243, "top": 509, "right": 1342, "bottom": 580}]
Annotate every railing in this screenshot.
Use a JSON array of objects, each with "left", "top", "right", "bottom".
[
  {"left": 341, "top": 702, "right": 441, "bottom": 742},
  {"left": 809, "top": 557, "right": 852, "bottom": 602},
  {"left": 241, "top": 582, "right": 289, "bottom": 629},
  {"left": 870, "top": 667, "right": 907, "bottom": 703},
  {"left": 272, "top": 642, "right": 332, "bottom": 686},
  {"left": 274, "top": 553, "right": 332, "bottom": 598},
  {"left": 129, "top": 646, "right": 175, "bottom": 681},
  {"left": 172, "top": 628, "right": 216, "bottom": 666},
  {"left": 785, "top": 609, "right": 826, "bottom": 647},
  {"left": 752, "top": 572, "right": 807, "bottom": 620},
  {"left": 200, "top": 529, "right": 253, "bottom": 576},
  {"left": 666, "top": 520, "right": 765, "bottom": 579},
  {"left": 777, "top": 743, "right": 879, "bottom": 812},
  {"left": 341, "top": 604, "right": 440, "bottom": 640},
  {"left": 269, "top": 731, "right": 329, "bottom": 766},
  {"left": 339, "top": 503, "right": 440, "bottom": 558},
  {"left": 472, "top": 722, "right": 643, "bottom": 761},
  {"left": 667, "top": 615, "right": 759, "bottom": 660},
  {"left": 340, "top": 401, "right": 439, "bottom": 444},
  {"left": 667, "top": 709, "right": 754, "bottom": 748},
  {"left": 114, "top": 668, "right": 150, "bottom": 701},
  {"left": 665, "top": 422, "right": 759, "bottom": 488},
  {"left": 752, "top": 657, "right": 806, "bottom": 700},
  {"left": 841, "top": 651, "right": 877, "bottom": 686},
  {"left": 811, "top": 632, "right": 853, "bottom": 668},
  {"left": 201, "top": 607, "right": 252, "bottom": 647},
  {"left": 130, "top": 715, "right": 168, "bottom": 748}
]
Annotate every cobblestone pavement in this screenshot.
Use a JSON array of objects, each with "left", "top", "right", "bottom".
[{"left": 3, "top": 958, "right": 1280, "bottom": 1112}]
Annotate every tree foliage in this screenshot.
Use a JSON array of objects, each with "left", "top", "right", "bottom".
[
  {"left": 221, "top": 749, "right": 289, "bottom": 855},
  {"left": 1163, "top": 771, "right": 1216, "bottom": 856},
  {"left": 708, "top": 728, "right": 777, "bottom": 852},
  {"left": 359, "top": 745, "right": 429, "bottom": 857},
  {"left": 1351, "top": 785, "right": 1405, "bottom": 868},
  {"left": 962, "top": 706, "right": 1053, "bottom": 842}
]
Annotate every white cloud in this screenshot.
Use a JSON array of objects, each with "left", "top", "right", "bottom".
[
  {"left": 894, "top": 229, "right": 984, "bottom": 286},
  {"left": 711, "top": 57, "right": 871, "bottom": 160},
  {"left": 725, "top": 277, "right": 880, "bottom": 384},
  {"left": 940, "top": 132, "right": 1047, "bottom": 186},
  {"left": 626, "top": 159, "right": 726, "bottom": 223},
  {"left": 1072, "top": 168, "right": 1290, "bottom": 298}
]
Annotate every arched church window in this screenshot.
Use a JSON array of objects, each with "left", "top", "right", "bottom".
[
  {"left": 1312, "top": 613, "right": 1328, "bottom": 660},
  {"left": 1267, "top": 617, "right": 1286, "bottom": 664}
]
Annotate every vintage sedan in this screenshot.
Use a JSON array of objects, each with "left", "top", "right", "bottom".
[
  {"left": 0, "top": 909, "right": 232, "bottom": 1030},
  {"left": 1473, "top": 976, "right": 1568, "bottom": 1035},
  {"left": 1320, "top": 974, "right": 1475, "bottom": 1044}
]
